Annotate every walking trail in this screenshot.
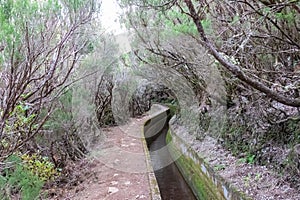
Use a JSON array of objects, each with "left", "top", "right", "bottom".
[{"left": 49, "top": 116, "right": 154, "bottom": 200}]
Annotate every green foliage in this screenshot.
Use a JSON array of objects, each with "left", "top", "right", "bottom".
[
  {"left": 9, "top": 102, "right": 36, "bottom": 127},
  {"left": 221, "top": 124, "right": 248, "bottom": 155},
  {"left": 0, "top": 0, "right": 61, "bottom": 53},
  {"left": 214, "top": 164, "right": 225, "bottom": 171},
  {"left": 287, "top": 119, "right": 300, "bottom": 145},
  {"left": 201, "top": 19, "right": 212, "bottom": 34},
  {"left": 164, "top": 100, "right": 179, "bottom": 116},
  {"left": 246, "top": 154, "right": 255, "bottom": 164},
  {"left": 265, "top": 118, "right": 300, "bottom": 146},
  {"left": 230, "top": 15, "right": 240, "bottom": 25},
  {"left": 255, "top": 173, "right": 261, "bottom": 181},
  {"left": 21, "top": 153, "right": 60, "bottom": 181},
  {"left": 0, "top": 0, "right": 96, "bottom": 179},
  {"left": 1, "top": 101, "right": 38, "bottom": 152},
  {"left": 120, "top": 0, "right": 166, "bottom": 7},
  {"left": 0, "top": 155, "right": 44, "bottom": 200},
  {"left": 243, "top": 173, "right": 251, "bottom": 187},
  {"left": 238, "top": 154, "right": 256, "bottom": 164},
  {"left": 150, "top": 97, "right": 179, "bottom": 118},
  {"left": 164, "top": 9, "right": 198, "bottom": 36},
  {"left": 44, "top": 89, "right": 73, "bottom": 130},
  {"left": 275, "top": 10, "right": 296, "bottom": 23},
  {"left": 63, "top": 0, "right": 87, "bottom": 11}
]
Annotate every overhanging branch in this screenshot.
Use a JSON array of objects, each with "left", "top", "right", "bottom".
[{"left": 184, "top": 0, "right": 300, "bottom": 107}]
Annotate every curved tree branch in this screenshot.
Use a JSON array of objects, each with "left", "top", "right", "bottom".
[{"left": 184, "top": 0, "right": 300, "bottom": 107}]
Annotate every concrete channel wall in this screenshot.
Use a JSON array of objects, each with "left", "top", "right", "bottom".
[
  {"left": 144, "top": 104, "right": 171, "bottom": 145},
  {"left": 142, "top": 104, "right": 170, "bottom": 200},
  {"left": 167, "top": 123, "right": 249, "bottom": 200},
  {"left": 143, "top": 104, "right": 247, "bottom": 200}
]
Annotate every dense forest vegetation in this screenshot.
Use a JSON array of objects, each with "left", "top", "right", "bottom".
[
  {"left": 0, "top": 0, "right": 299, "bottom": 199},
  {"left": 116, "top": 0, "right": 300, "bottom": 190},
  {"left": 0, "top": 0, "right": 107, "bottom": 199}
]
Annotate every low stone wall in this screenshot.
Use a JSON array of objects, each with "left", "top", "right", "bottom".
[{"left": 167, "top": 124, "right": 250, "bottom": 200}]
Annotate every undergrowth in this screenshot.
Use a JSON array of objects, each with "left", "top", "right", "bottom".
[
  {"left": 0, "top": 153, "right": 59, "bottom": 199},
  {"left": 219, "top": 118, "right": 300, "bottom": 189}
]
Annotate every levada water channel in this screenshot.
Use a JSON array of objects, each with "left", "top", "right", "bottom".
[{"left": 147, "top": 125, "right": 197, "bottom": 200}]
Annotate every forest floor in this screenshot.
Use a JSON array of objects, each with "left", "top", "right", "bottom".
[{"left": 46, "top": 116, "right": 300, "bottom": 200}]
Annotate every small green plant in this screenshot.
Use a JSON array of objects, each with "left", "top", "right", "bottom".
[
  {"left": 163, "top": 100, "right": 179, "bottom": 116},
  {"left": 214, "top": 164, "right": 226, "bottom": 171},
  {"left": 246, "top": 154, "right": 256, "bottom": 164},
  {"left": 243, "top": 172, "right": 261, "bottom": 187},
  {"left": 21, "top": 153, "right": 60, "bottom": 181},
  {"left": 237, "top": 154, "right": 256, "bottom": 164},
  {"left": 243, "top": 173, "right": 251, "bottom": 187},
  {"left": 237, "top": 157, "right": 247, "bottom": 164},
  {"left": 255, "top": 173, "right": 261, "bottom": 181},
  {"left": 0, "top": 154, "right": 44, "bottom": 200}
]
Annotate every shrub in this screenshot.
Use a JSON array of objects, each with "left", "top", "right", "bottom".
[
  {"left": 0, "top": 154, "right": 47, "bottom": 200},
  {"left": 21, "top": 153, "right": 60, "bottom": 182}
]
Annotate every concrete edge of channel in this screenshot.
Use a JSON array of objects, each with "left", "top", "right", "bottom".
[
  {"left": 167, "top": 121, "right": 252, "bottom": 200},
  {"left": 141, "top": 103, "right": 170, "bottom": 200},
  {"left": 141, "top": 136, "right": 162, "bottom": 200}
]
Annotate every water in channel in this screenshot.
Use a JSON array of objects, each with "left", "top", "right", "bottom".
[{"left": 148, "top": 126, "right": 197, "bottom": 200}]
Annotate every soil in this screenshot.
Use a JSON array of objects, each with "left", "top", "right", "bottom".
[
  {"left": 46, "top": 117, "right": 152, "bottom": 200},
  {"left": 46, "top": 116, "right": 300, "bottom": 200}
]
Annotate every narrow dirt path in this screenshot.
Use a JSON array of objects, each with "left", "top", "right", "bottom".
[{"left": 50, "top": 117, "right": 153, "bottom": 200}]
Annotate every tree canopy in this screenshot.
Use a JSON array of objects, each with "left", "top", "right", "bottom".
[{"left": 119, "top": 0, "right": 300, "bottom": 106}]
